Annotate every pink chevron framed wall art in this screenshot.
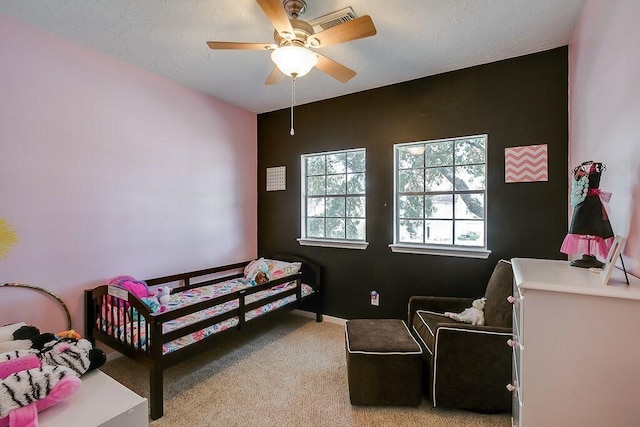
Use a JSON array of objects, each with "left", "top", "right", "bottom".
[{"left": 504, "top": 144, "right": 548, "bottom": 183}]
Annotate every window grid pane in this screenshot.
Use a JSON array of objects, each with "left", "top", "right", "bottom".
[
  {"left": 346, "top": 196, "right": 365, "bottom": 218},
  {"left": 347, "top": 151, "right": 366, "bottom": 173},
  {"left": 326, "top": 218, "right": 346, "bottom": 239},
  {"left": 347, "top": 173, "right": 365, "bottom": 194},
  {"left": 346, "top": 219, "right": 366, "bottom": 240},
  {"left": 326, "top": 175, "right": 346, "bottom": 195},
  {"left": 307, "top": 218, "right": 325, "bottom": 238},
  {"left": 307, "top": 175, "right": 325, "bottom": 196},
  {"left": 326, "top": 197, "right": 346, "bottom": 218},
  {"left": 307, "top": 197, "right": 325, "bottom": 217},
  {"left": 306, "top": 156, "right": 326, "bottom": 176}
]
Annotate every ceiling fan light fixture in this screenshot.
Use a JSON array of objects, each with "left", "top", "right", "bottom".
[{"left": 271, "top": 45, "right": 318, "bottom": 77}]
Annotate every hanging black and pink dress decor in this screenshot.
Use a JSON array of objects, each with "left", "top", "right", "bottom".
[{"left": 560, "top": 161, "right": 614, "bottom": 268}]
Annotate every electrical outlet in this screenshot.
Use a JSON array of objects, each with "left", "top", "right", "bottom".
[{"left": 370, "top": 291, "right": 379, "bottom": 306}]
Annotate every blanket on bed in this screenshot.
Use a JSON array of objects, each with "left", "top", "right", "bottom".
[{"left": 98, "top": 258, "right": 310, "bottom": 355}]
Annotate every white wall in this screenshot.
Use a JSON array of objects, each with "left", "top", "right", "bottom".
[
  {"left": 0, "top": 14, "right": 257, "bottom": 333},
  {"left": 569, "top": 0, "right": 640, "bottom": 276}
]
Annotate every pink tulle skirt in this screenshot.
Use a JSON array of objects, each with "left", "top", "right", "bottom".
[{"left": 560, "top": 234, "right": 614, "bottom": 260}]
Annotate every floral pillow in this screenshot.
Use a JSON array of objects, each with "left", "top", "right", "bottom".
[
  {"left": 243, "top": 258, "right": 302, "bottom": 283},
  {"left": 243, "top": 257, "right": 268, "bottom": 282},
  {"left": 263, "top": 259, "right": 302, "bottom": 279}
]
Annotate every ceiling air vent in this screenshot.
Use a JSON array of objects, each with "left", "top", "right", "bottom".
[{"left": 309, "top": 7, "right": 357, "bottom": 34}]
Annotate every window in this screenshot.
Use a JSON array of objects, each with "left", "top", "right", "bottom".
[
  {"left": 390, "top": 135, "right": 491, "bottom": 258},
  {"left": 298, "top": 149, "right": 368, "bottom": 250}
]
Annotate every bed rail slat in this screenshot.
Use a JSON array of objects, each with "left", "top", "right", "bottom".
[
  {"left": 145, "top": 261, "right": 248, "bottom": 287},
  {"left": 238, "top": 290, "right": 246, "bottom": 330},
  {"left": 243, "top": 287, "right": 298, "bottom": 312},
  {"left": 161, "top": 309, "right": 240, "bottom": 343},
  {"left": 153, "top": 291, "right": 240, "bottom": 323}
]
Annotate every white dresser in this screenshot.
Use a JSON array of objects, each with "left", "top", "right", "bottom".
[
  {"left": 510, "top": 258, "right": 640, "bottom": 427},
  {"left": 38, "top": 370, "right": 148, "bottom": 427}
]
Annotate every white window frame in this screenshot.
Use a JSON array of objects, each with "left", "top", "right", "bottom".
[
  {"left": 298, "top": 148, "right": 369, "bottom": 250},
  {"left": 389, "top": 135, "right": 491, "bottom": 259}
]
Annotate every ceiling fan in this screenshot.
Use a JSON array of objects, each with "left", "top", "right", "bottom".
[{"left": 206, "top": 0, "right": 377, "bottom": 85}]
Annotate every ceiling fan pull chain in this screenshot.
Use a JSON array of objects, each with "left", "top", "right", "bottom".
[{"left": 290, "top": 73, "right": 297, "bottom": 136}]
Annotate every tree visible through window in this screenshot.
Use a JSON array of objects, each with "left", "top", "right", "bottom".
[
  {"left": 301, "top": 149, "right": 366, "bottom": 243},
  {"left": 393, "top": 135, "right": 487, "bottom": 251}
]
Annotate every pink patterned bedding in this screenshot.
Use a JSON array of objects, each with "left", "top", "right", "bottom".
[{"left": 101, "top": 279, "right": 313, "bottom": 355}]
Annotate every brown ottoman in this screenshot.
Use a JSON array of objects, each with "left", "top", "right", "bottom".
[{"left": 345, "top": 319, "right": 423, "bottom": 406}]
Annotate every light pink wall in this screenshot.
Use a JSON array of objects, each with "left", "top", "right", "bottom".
[
  {"left": 569, "top": 0, "right": 640, "bottom": 276},
  {"left": 0, "top": 14, "right": 257, "bottom": 334}
]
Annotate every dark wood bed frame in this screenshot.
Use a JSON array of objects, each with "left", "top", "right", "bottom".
[{"left": 84, "top": 255, "right": 322, "bottom": 420}]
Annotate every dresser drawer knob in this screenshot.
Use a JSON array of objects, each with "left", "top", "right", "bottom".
[
  {"left": 507, "top": 295, "right": 517, "bottom": 304},
  {"left": 506, "top": 383, "right": 517, "bottom": 393},
  {"left": 507, "top": 339, "right": 519, "bottom": 348}
]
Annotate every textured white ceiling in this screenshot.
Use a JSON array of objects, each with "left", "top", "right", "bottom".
[{"left": 0, "top": 0, "right": 585, "bottom": 113}]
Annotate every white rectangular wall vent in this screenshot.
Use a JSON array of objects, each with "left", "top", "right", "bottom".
[{"left": 309, "top": 7, "right": 357, "bottom": 33}]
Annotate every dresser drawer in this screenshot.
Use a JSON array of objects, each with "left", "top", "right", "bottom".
[
  {"left": 510, "top": 281, "right": 524, "bottom": 345},
  {"left": 512, "top": 305, "right": 521, "bottom": 345},
  {"left": 510, "top": 347, "right": 523, "bottom": 427},
  {"left": 510, "top": 344, "right": 522, "bottom": 404}
]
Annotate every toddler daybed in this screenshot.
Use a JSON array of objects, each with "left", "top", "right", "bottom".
[{"left": 84, "top": 255, "right": 322, "bottom": 420}]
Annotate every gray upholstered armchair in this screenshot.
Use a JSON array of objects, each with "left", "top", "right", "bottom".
[{"left": 408, "top": 259, "right": 513, "bottom": 413}]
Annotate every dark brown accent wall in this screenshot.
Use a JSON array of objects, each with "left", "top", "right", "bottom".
[{"left": 258, "top": 47, "right": 568, "bottom": 320}]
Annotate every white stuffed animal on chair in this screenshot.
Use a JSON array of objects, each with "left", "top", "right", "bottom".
[{"left": 444, "top": 297, "right": 486, "bottom": 326}]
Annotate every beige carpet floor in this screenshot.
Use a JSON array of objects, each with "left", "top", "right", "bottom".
[{"left": 100, "top": 311, "right": 511, "bottom": 427}]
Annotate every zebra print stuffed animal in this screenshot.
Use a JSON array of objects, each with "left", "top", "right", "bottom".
[
  {"left": 0, "top": 337, "right": 105, "bottom": 379},
  {"left": 0, "top": 326, "right": 105, "bottom": 426},
  {"left": 0, "top": 364, "right": 81, "bottom": 426},
  {"left": 37, "top": 338, "right": 106, "bottom": 377}
]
